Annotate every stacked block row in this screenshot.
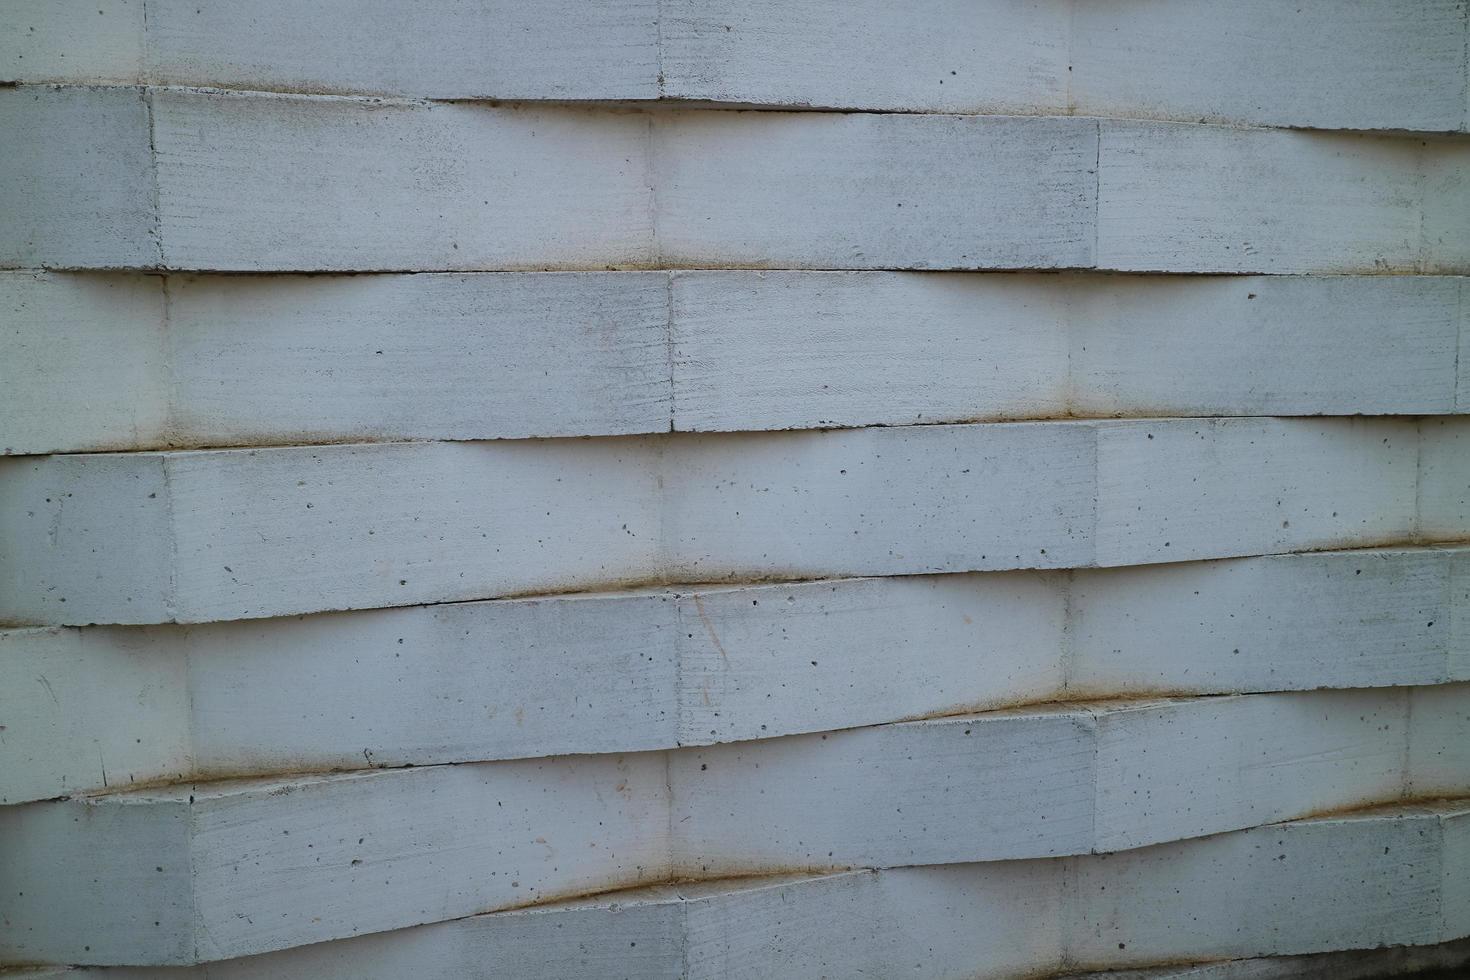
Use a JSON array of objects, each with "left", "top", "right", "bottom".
[{"left": 3, "top": 2, "right": 1469, "bottom": 976}]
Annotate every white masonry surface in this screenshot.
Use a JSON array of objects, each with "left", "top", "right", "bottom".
[{"left": 2, "top": 2, "right": 1468, "bottom": 977}]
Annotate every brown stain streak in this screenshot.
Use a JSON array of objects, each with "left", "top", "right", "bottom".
[{"left": 690, "top": 593, "right": 729, "bottom": 662}]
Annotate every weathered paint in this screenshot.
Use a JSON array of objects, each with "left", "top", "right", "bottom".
[
  {"left": 2, "top": 418, "right": 1459, "bottom": 626},
  {"left": 4, "top": 89, "right": 1469, "bottom": 273},
  {"left": 6, "top": 1, "right": 1467, "bottom": 132},
  {"left": 8, "top": 270, "right": 1464, "bottom": 455},
  {"left": 2, "top": 795, "right": 1465, "bottom": 969}
]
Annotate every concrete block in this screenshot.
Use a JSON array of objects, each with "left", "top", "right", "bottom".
[
  {"left": 6, "top": 90, "right": 1468, "bottom": 272},
  {"left": 9, "top": 2, "right": 1466, "bottom": 132},
  {"left": 1093, "top": 417, "right": 1419, "bottom": 566},
  {"left": 1069, "top": 0, "right": 1469, "bottom": 132},
  {"left": 160, "top": 272, "right": 672, "bottom": 445},
  {"left": 668, "top": 706, "right": 1099, "bottom": 871},
  {"left": 0, "top": 1, "right": 145, "bottom": 86},
  {"left": 1408, "top": 682, "right": 1470, "bottom": 797},
  {"left": 4, "top": 419, "right": 1460, "bottom": 626},
  {"left": 1063, "top": 274, "right": 1464, "bottom": 418},
  {"left": 0, "top": 86, "right": 156, "bottom": 269},
  {"left": 1090, "top": 690, "right": 1408, "bottom": 851},
  {"left": 1061, "top": 939, "right": 1470, "bottom": 980},
  {"left": 0, "top": 272, "right": 169, "bottom": 455},
  {"left": 0, "top": 625, "right": 191, "bottom": 805},
  {"left": 148, "top": 91, "right": 655, "bottom": 272},
  {"left": 143, "top": 0, "right": 660, "bottom": 99},
  {"left": 1419, "top": 418, "right": 1470, "bottom": 540},
  {"left": 1068, "top": 547, "right": 1458, "bottom": 697},
  {"left": 7, "top": 547, "right": 1464, "bottom": 803},
  {"left": 1095, "top": 122, "right": 1461, "bottom": 274},
  {"left": 669, "top": 270, "right": 1072, "bottom": 431},
  {"left": 5, "top": 777, "right": 1464, "bottom": 968},
  {"left": 1068, "top": 803, "right": 1457, "bottom": 966},
  {"left": 671, "top": 691, "right": 1425, "bottom": 874},
  {"left": 651, "top": 111, "right": 1098, "bottom": 270},
  {"left": 658, "top": 0, "right": 1070, "bottom": 114},
  {"left": 6, "top": 271, "right": 1464, "bottom": 454},
  {"left": 0, "top": 756, "right": 671, "bottom": 964}
]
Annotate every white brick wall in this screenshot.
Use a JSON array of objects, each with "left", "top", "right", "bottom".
[{"left": 1, "top": 3, "right": 1467, "bottom": 976}]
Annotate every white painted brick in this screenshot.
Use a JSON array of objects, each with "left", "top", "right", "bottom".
[
  {"left": 163, "top": 440, "right": 663, "bottom": 622},
  {"left": 665, "top": 0, "right": 1468, "bottom": 131},
  {"left": 184, "top": 591, "right": 679, "bottom": 776},
  {"left": 672, "top": 271, "right": 1464, "bottom": 432},
  {"left": 3, "top": 868, "right": 1059, "bottom": 979},
  {"left": 7, "top": 547, "right": 1463, "bottom": 804},
  {"left": 1460, "top": 282, "right": 1470, "bottom": 412},
  {"left": 4, "top": 419, "right": 1458, "bottom": 626},
  {"left": 0, "top": 592, "right": 682, "bottom": 805},
  {"left": 1418, "top": 137, "right": 1470, "bottom": 274},
  {"left": 0, "top": 269, "right": 674, "bottom": 454}
]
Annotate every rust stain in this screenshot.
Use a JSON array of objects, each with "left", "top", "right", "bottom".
[{"left": 690, "top": 593, "right": 729, "bottom": 662}]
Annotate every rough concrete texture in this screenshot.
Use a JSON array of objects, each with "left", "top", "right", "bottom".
[
  {"left": 3, "top": 4, "right": 1468, "bottom": 976},
  {"left": 4, "top": 417, "right": 1462, "bottom": 626},
  {"left": 8, "top": 271, "right": 1467, "bottom": 455},
  {"left": 1, "top": 803, "right": 1466, "bottom": 970},
  {"left": 4, "top": 1, "right": 1467, "bottom": 130},
  {"left": 2, "top": 89, "right": 1468, "bottom": 273},
  {"left": 5, "top": 546, "right": 1466, "bottom": 803}
]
